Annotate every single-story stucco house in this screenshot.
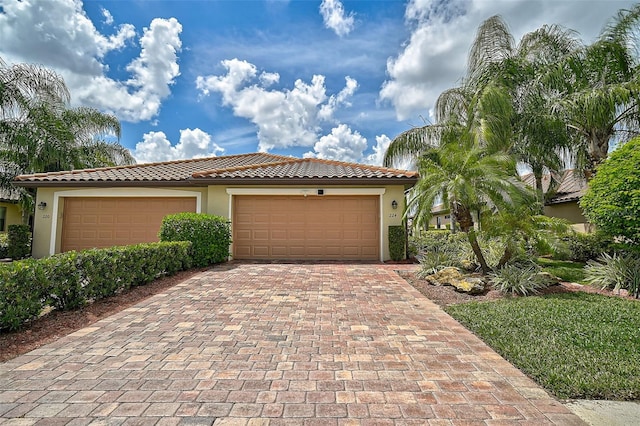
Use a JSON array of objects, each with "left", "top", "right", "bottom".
[
  {"left": 429, "top": 169, "right": 590, "bottom": 232},
  {"left": 14, "top": 153, "right": 418, "bottom": 261}
]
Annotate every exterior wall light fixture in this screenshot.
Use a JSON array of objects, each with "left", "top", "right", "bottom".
[
  {"left": 391, "top": 200, "right": 398, "bottom": 210},
  {"left": 37, "top": 201, "right": 47, "bottom": 210}
]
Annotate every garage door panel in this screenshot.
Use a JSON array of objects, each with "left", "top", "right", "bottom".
[
  {"left": 62, "top": 197, "right": 196, "bottom": 252},
  {"left": 233, "top": 195, "right": 379, "bottom": 260}
]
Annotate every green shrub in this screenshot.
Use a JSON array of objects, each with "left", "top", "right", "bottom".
[
  {"left": 79, "top": 242, "right": 192, "bottom": 301},
  {"left": 41, "top": 252, "right": 84, "bottom": 311},
  {"left": 490, "top": 263, "right": 549, "bottom": 296},
  {"left": 0, "top": 260, "right": 47, "bottom": 331},
  {"left": 0, "top": 241, "right": 192, "bottom": 330},
  {"left": 581, "top": 136, "right": 640, "bottom": 244},
  {"left": 7, "top": 224, "right": 31, "bottom": 260},
  {"left": 585, "top": 253, "right": 640, "bottom": 298},
  {"left": 417, "top": 251, "right": 459, "bottom": 277},
  {"left": 160, "top": 212, "right": 230, "bottom": 267},
  {"left": 388, "top": 225, "right": 405, "bottom": 261},
  {"left": 0, "top": 233, "right": 8, "bottom": 258},
  {"left": 566, "top": 232, "right": 612, "bottom": 262}
]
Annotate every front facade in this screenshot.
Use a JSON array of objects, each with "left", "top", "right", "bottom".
[{"left": 15, "top": 153, "right": 417, "bottom": 261}]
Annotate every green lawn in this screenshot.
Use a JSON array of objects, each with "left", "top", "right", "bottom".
[
  {"left": 536, "top": 257, "right": 587, "bottom": 284},
  {"left": 445, "top": 292, "right": 640, "bottom": 400}
]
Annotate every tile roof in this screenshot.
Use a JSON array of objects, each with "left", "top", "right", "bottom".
[
  {"left": 430, "top": 169, "right": 587, "bottom": 213},
  {"left": 520, "top": 169, "right": 587, "bottom": 204},
  {"left": 0, "top": 189, "right": 19, "bottom": 202},
  {"left": 14, "top": 153, "right": 418, "bottom": 187}
]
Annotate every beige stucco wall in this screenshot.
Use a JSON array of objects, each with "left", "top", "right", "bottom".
[
  {"left": 32, "top": 184, "right": 409, "bottom": 261},
  {"left": 544, "top": 201, "right": 591, "bottom": 233},
  {"left": 0, "top": 201, "right": 23, "bottom": 232},
  {"left": 544, "top": 201, "right": 586, "bottom": 223}
]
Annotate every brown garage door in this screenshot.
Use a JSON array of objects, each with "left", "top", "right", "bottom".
[
  {"left": 61, "top": 197, "right": 197, "bottom": 252},
  {"left": 233, "top": 195, "right": 379, "bottom": 260}
]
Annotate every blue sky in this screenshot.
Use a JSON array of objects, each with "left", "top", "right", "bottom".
[{"left": 0, "top": 0, "right": 637, "bottom": 166}]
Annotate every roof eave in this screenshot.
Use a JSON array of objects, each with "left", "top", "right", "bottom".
[
  {"left": 190, "top": 177, "right": 419, "bottom": 186},
  {"left": 12, "top": 180, "right": 206, "bottom": 188},
  {"left": 13, "top": 177, "right": 419, "bottom": 188}
]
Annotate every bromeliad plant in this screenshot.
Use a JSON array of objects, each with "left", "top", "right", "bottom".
[{"left": 585, "top": 252, "right": 640, "bottom": 298}]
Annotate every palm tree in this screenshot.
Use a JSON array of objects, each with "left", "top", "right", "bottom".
[
  {"left": 410, "top": 134, "right": 533, "bottom": 275},
  {"left": 384, "top": 16, "right": 579, "bottom": 203},
  {"left": 0, "top": 58, "right": 135, "bottom": 221},
  {"left": 545, "top": 4, "right": 640, "bottom": 175}
]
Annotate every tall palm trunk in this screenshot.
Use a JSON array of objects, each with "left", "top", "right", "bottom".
[{"left": 454, "top": 204, "right": 490, "bottom": 275}]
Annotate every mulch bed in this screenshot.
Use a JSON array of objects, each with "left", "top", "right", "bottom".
[
  {"left": 0, "top": 268, "right": 207, "bottom": 362},
  {"left": 399, "top": 270, "right": 637, "bottom": 308}
]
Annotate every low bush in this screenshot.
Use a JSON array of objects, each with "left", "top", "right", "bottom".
[
  {"left": 490, "top": 262, "right": 549, "bottom": 296},
  {"left": 566, "top": 232, "right": 612, "bottom": 262},
  {"left": 7, "top": 224, "right": 31, "bottom": 260},
  {"left": 41, "top": 252, "right": 83, "bottom": 311},
  {"left": 585, "top": 253, "right": 640, "bottom": 298},
  {"left": 0, "top": 241, "right": 192, "bottom": 330},
  {"left": 388, "top": 225, "right": 405, "bottom": 261},
  {"left": 0, "top": 260, "right": 47, "bottom": 331},
  {"left": 417, "top": 251, "right": 459, "bottom": 277},
  {"left": 411, "top": 230, "right": 506, "bottom": 272},
  {"left": 160, "top": 213, "right": 231, "bottom": 267}
]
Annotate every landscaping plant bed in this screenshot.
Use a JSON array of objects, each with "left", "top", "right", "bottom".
[{"left": 0, "top": 267, "right": 207, "bottom": 362}]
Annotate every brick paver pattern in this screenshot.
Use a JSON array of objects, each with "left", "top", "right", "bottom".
[{"left": 0, "top": 263, "right": 585, "bottom": 425}]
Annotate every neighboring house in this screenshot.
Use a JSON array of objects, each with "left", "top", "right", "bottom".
[
  {"left": 14, "top": 153, "right": 418, "bottom": 261},
  {"left": 0, "top": 189, "right": 23, "bottom": 232},
  {"left": 520, "top": 170, "right": 590, "bottom": 232},
  {"left": 429, "top": 204, "right": 452, "bottom": 230},
  {"left": 429, "top": 170, "right": 590, "bottom": 232}
]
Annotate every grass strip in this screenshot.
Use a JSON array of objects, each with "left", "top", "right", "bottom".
[
  {"left": 445, "top": 292, "right": 640, "bottom": 400},
  {"left": 536, "top": 257, "right": 587, "bottom": 284}
]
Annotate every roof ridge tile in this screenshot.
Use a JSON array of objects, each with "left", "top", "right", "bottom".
[
  {"left": 14, "top": 152, "right": 289, "bottom": 181},
  {"left": 192, "top": 158, "right": 300, "bottom": 178}
]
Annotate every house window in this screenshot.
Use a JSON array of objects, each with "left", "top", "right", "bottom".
[
  {"left": 0, "top": 207, "right": 6, "bottom": 232},
  {"left": 444, "top": 215, "right": 450, "bottom": 219}
]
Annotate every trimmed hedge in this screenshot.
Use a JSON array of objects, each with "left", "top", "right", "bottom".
[
  {"left": 389, "top": 225, "right": 406, "bottom": 261},
  {"left": 159, "top": 212, "right": 231, "bottom": 267},
  {"left": 8, "top": 224, "right": 31, "bottom": 260},
  {"left": 0, "top": 241, "right": 192, "bottom": 331}
]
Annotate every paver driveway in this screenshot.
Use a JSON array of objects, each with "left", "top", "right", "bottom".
[{"left": 0, "top": 263, "right": 584, "bottom": 425}]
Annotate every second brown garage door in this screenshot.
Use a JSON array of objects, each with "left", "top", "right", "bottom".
[
  {"left": 61, "top": 197, "right": 197, "bottom": 252},
  {"left": 233, "top": 195, "right": 379, "bottom": 260}
]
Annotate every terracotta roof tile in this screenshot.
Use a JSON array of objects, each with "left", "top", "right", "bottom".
[
  {"left": 520, "top": 169, "right": 587, "bottom": 204},
  {"left": 14, "top": 153, "right": 417, "bottom": 187}
]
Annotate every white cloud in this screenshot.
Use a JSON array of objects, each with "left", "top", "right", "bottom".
[
  {"left": 320, "top": 0, "right": 355, "bottom": 37},
  {"left": 318, "top": 76, "right": 358, "bottom": 121},
  {"left": 304, "top": 124, "right": 367, "bottom": 163},
  {"left": 0, "top": 0, "right": 181, "bottom": 122},
  {"left": 133, "top": 128, "right": 224, "bottom": 163},
  {"left": 363, "top": 134, "right": 392, "bottom": 166},
  {"left": 101, "top": 7, "right": 114, "bottom": 25},
  {"left": 196, "top": 59, "right": 358, "bottom": 152}
]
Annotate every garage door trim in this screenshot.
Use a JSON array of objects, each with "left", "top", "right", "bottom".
[
  {"left": 49, "top": 188, "right": 202, "bottom": 255},
  {"left": 226, "top": 188, "right": 385, "bottom": 261}
]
